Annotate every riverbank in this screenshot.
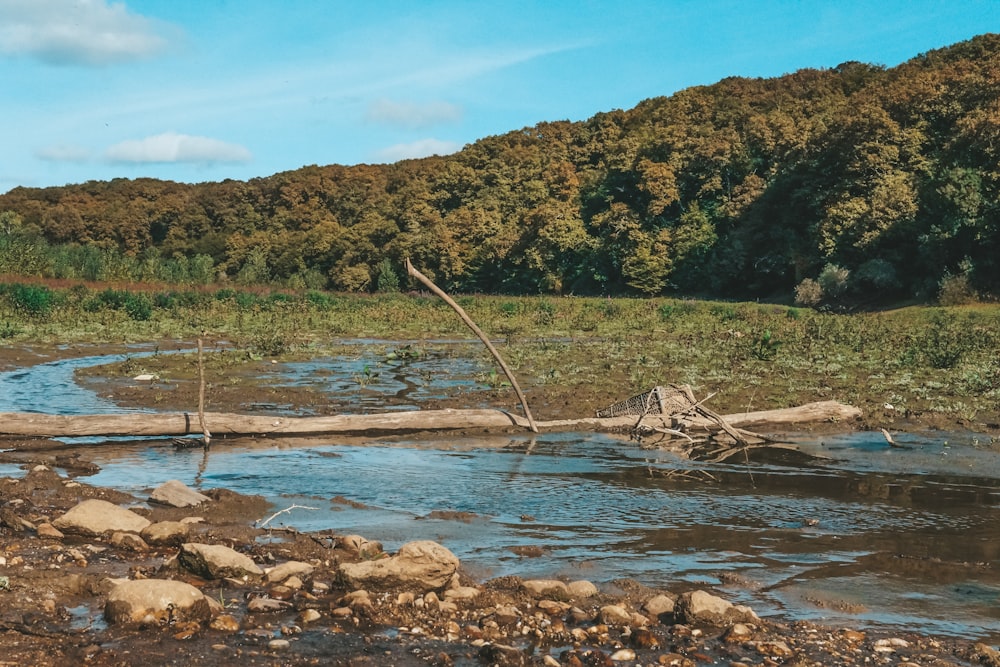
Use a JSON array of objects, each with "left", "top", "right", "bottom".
[{"left": 1, "top": 462, "right": 996, "bottom": 667}]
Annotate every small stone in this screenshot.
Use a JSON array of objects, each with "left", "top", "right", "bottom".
[
  {"left": 754, "top": 640, "right": 793, "bottom": 657},
  {"left": 110, "top": 532, "right": 148, "bottom": 551},
  {"left": 444, "top": 585, "right": 480, "bottom": 601},
  {"left": 643, "top": 593, "right": 675, "bottom": 618},
  {"left": 149, "top": 480, "right": 210, "bottom": 508},
  {"left": 210, "top": 614, "right": 240, "bottom": 632},
  {"left": 522, "top": 579, "right": 569, "bottom": 598},
  {"left": 299, "top": 609, "right": 321, "bottom": 624},
  {"left": 36, "top": 523, "right": 65, "bottom": 539},
  {"left": 268, "top": 585, "right": 294, "bottom": 600},
  {"left": 338, "top": 535, "right": 383, "bottom": 558},
  {"left": 494, "top": 604, "right": 520, "bottom": 626},
  {"left": 630, "top": 627, "right": 660, "bottom": 649},
  {"left": 179, "top": 542, "right": 262, "bottom": 579},
  {"left": 610, "top": 648, "right": 636, "bottom": 662},
  {"left": 840, "top": 629, "right": 865, "bottom": 643},
  {"left": 537, "top": 599, "right": 570, "bottom": 616},
  {"left": 140, "top": 521, "right": 190, "bottom": 546},
  {"left": 599, "top": 604, "right": 632, "bottom": 626},
  {"left": 265, "top": 560, "right": 314, "bottom": 584},
  {"left": 268, "top": 639, "right": 290, "bottom": 650},
  {"left": 723, "top": 623, "right": 753, "bottom": 643},
  {"left": 566, "top": 580, "right": 599, "bottom": 598},
  {"left": 331, "top": 606, "right": 353, "bottom": 618}
]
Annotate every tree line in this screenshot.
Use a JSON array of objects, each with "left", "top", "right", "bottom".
[{"left": 1, "top": 34, "right": 998, "bottom": 304}]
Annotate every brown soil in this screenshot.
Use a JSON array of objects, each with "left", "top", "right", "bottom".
[{"left": 0, "top": 342, "right": 995, "bottom": 665}]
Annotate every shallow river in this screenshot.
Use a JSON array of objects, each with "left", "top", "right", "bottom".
[{"left": 1, "top": 346, "right": 999, "bottom": 642}]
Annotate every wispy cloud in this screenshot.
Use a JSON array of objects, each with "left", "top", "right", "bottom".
[
  {"left": 105, "top": 132, "right": 252, "bottom": 165},
  {"left": 0, "top": 0, "right": 174, "bottom": 66},
  {"left": 374, "top": 138, "right": 462, "bottom": 163},
  {"left": 35, "top": 143, "right": 92, "bottom": 162},
  {"left": 365, "top": 99, "right": 462, "bottom": 130}
]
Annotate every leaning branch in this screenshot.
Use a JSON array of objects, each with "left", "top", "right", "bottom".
[{"left": 406, "top": 258, "right": 538, "bottom": 433}]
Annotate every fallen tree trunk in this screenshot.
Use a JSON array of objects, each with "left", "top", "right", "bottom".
[{"left": 0, "top": 401, "right": 860, "bottom": 440}]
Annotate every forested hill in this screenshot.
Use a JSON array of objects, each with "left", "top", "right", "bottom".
[{"left": 2, "top": 34, "right": 999, "bottom": 301}]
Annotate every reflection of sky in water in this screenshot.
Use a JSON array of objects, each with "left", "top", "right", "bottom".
[
  {"left": 3, "top": 350, "right": 1000, "bottom": 641},
  {"left": 71, "top": 431, "right": 1000, "bottom": 641}
]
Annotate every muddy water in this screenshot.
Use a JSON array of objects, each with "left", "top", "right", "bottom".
[{"left": 1, "top": 351, "right": 999, "bottom": 642}]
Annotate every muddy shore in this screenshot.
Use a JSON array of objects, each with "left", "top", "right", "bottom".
[{"left": 1, "top": 342, "right": 998, "bottom": 666}]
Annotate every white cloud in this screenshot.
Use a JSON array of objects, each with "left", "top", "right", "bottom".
[
  {"left": 105, "top": 132, "right": 252, "bottom": 165},
  {"left": 0, "top": 0, "right": 173, "bottom": 66},
  {"left": 365, "top": 99, "right": 462, "bottom": 129},
  {"left": 35, "top": 143, "right": 92, "bottom": 162},
  {"left": 374, "top": 138, "right": 462, "bottom": 163}
]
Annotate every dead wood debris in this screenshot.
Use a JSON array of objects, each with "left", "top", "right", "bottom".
[{"left": 600, "top": 384, "right": 781, "bottom": 462}]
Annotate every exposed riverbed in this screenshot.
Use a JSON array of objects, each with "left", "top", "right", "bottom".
[{"left": 1, "top": 346, "right": 998, "bottom": 643}]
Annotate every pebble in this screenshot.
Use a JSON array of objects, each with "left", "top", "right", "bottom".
[
  {"left": 209, "top": 614, "right": 240, "bottom": 632},
  {"left": 268, "top": 639, "right": 290, "bottom": 650},
  {"left": 610, "top": 648, "right": 636, "bottom": 661},
  {"left": 299, "top": 609, "right": 321, "bottom": 624}
]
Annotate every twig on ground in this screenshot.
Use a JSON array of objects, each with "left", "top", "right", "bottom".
[{"left": 256, "top": 504, "right": 319, "bottom": 529}]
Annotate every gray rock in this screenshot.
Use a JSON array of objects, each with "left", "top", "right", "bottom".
[
  {"left": 149, "top": 480, "right": 211, "bottom": 508},
  {"left": 599, "top": 604, "right": 632, "bottom": 625},
  {"left": 566, "top": 580, "right": 599, "bottom": 598},
  {"left": 338, "top": 540, "right": 458, "bottom": 592},
  {"left": 675, "top": 590, "right": 758, "bottom": 625},
  {"left": 522, "top": 579, "right": 569, "bottom": 598},
  {"left": 179, "top": 542, "right": 263, "bottom": 579},
  {"left": 265, "top": 560, "right": 315, "bottom": 584},
  {"left": 141, "top": 521, "right": 191, "bottom": 546},
  {"left": 104, "top": 579, "right": 211, "bottom": 625},
  {"left": 53, "top": 499, "right": 151, "bottom": 536},
  {"left": 643, "top": 593, "right": 676, "bottom": 618}
]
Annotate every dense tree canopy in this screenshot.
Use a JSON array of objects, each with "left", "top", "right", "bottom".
[{"left": 2, "top": 35, "right": 999, "bottom": 302}]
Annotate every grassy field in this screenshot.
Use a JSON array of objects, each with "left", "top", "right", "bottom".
[{"left": 1, "top": 283, "right": 998, "bottom": 433}]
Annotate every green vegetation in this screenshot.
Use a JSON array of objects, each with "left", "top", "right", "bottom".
[
  {"left": 2, "top": 283, "right": 997, "bottom": 428},
  {"left": 1, "top": 35, "right": 999, "bottom": 303}
]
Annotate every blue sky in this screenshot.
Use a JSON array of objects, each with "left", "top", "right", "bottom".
[{"left": 2, "top": 1, "right": 997, "bottom": 193}]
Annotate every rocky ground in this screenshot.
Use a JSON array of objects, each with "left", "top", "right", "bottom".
[{"left": 0, "top": 456, "right": 998, "bottom": 667}]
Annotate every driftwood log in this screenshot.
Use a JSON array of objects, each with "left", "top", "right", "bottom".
[{"left": 0, "top": 401, "right": 861, "bottom": 440}]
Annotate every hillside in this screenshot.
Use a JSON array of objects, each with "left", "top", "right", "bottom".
[{"left": 1, "top": 34, "right": 998, "bottom": 301}]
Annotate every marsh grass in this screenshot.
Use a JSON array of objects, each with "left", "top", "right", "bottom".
[{"left": 2, "top": 283, "right": 998, "bottom": 427}]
